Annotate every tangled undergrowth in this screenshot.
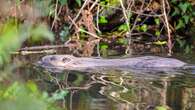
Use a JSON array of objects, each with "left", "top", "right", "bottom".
[{"left": 0, "top": 0, "right": 195, "bottom": 57}]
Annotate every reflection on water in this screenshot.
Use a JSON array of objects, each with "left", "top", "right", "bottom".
[{"left": 14, "top": 55, "right": 195, "bottom": 110}]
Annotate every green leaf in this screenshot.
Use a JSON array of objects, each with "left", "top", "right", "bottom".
[
  {"left": 183, "top": 15, "right": 190, "bottom": 24},
  {"left": 140, "top": 24, "right": 148, "bottom": 32},
  {"left": 178, "top": 2, "right": 190, "bottom": 13},
  {"left": 155, "top": 106, "right": 167, "bottom": 110},
  {"left": 100, "top": 44, "right": 108, "bottom": 57},
  {"left": 127, "top": 12, "right": 132, "bottom": 19},
  {"left": 171, "top": 0, "right": 177, "bottom": 4},
  {"left": 76, "top": 0, "right": 81, "bottom": 7},
  {"left": 59, "top": 0, "right": 67, "bottom": 5},
  {"left": 2, "top": 82, "right": 21, "bottom": 98},
  {"left": 192, "top": 12, "right": 195, "bottom": 16},
  {"left": 176, "top": 19, "right": 185, "bottom": 30},
  {"left": 155, "top": 30, "right": 161, "bottom": 37},
  {"left": 118, "top": 24, "right": 129, "bottom": 32},
  {"left": 100, "top": 1, "right": 106, "bottom": 5},
  {"left": 153, "top": 40, "right": 167, "bottom": 45},
  {"left": 185, "top": 45, "right": 192, "bottom": 54},
  {"left": 117, "top": 38, "right": 128, "bottom": 45},
  {"left": 136, "top": 26, "right": 140, "bottom": 31},
  {"left": 99, "top": 16, "right": 108, "bottom": 24},
  {"left": 176, "top": 38, "right": 186, "bottom": 47},
  {"left": 30, "top": 24, "right": 54, "bottom": 42},
  {"left": 171, "top": 7, "right": 180, "bottom": 16},
  {"left": 51, "top": 89, "right": 69, "bottom": 101},
  {"left": 155, "top": 18, "right": 160, "bottom": 25},
  {"left": 100, "top": 44, "right": 109, "bottom": 49},
  {"left": 26, "top": 81, "right": 38, "bottom": 93}
]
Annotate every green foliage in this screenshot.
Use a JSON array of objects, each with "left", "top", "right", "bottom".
[
  {"left": 171, "top": 0, "right": 194, "bottom": 30},
  {"left": 155, "top": 30, "right": 161, "bottom": 37},
  {"left": 136, "top": 24, "right": 148, "bottom": 32},
  {"left": 50, "top": 89, "right": 69, "bottom": 101},
  {"left": 153, "top": 40, "right": 167, "bottom": 45},
  {"left": 72, "top": 73, "right": 84, "bottom": 86},
  {"left": 141, "top": 24, "right": 148, "bottom": 32},
  {"left": 76, "top": 0, "right": 82, "bottom": 7},
  {"left": 0, "top": 21, "right": 21, "bottom": 65},
  {"left": 176, "top": 38, "right": 193, "bottom": 54},
  {"left": 0, "top": 82, "right": 63, "bottom": 110},
  {"left": 100, "top": 0, "right": 120, "bottom": 6},
  {"left": 35, "top": 0, "right": 54, "bottom": 17},
  {"left": 118, "top": 24, "right": 129, "bottom": 32},
  {"left": 29, "top": 24, "right": 54, "bottom": 42},
  {"left": 155, "top": 18, "right": 160, "bottom": 25},
  {"left": 59, "top": 25, "right": 70, "bottom": 42},
  {"left": 155, "top": 106, "right": 167, "bottom": 110},
  {"left": 99, "top": 16, "right": 108, "bottom": 24},
  {"left": 116, "top": 38, "right": 128, "bottom": 45},
  {"left": 100, "top": 44, "right": 109, "bottom": 57},
  {"left": 59, "top": 0, "right": 67, "bottom": 5},
  {"left": 0, "top": 20, "right": 54, "bottom": 66}
]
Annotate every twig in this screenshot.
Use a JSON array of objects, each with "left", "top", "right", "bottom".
[
  {"left": 11, "top": 49, "right": 56, "bottom": 55},
  {"left": 119, "top": 0, "right": 132, "bottom": 55},
  {"left": 51, "top": 0, "right": 59, "bottom": 30},
  {"left": 69, "top": 0, "right": 90, "bottom": 29},
  {"left": 68, "top": 16, "right": 102, "bottom": 39},
  {"left": 88, "top": 0, "right": 163, "bottom": 17},
  {"left": 19, "top": 44, "right": 69, "bottom": 51},
  {"left": 162, "top": 0, "right": 172, "bottom": 55}
]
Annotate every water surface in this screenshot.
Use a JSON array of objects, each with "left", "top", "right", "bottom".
[{"left": 13, "top": 54, "right": 195, "bottom": 110}]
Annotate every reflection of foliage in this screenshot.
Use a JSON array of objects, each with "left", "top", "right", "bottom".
[
  {"left": 0, "top": 82, "right": 64, "bottom": 110},
  {"left": 119, "top": 87, "right": 138, "bottom": 102}
]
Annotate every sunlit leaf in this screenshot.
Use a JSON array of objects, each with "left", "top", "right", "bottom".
[
  {"left": 0, "top": 21, "right": 20, "bottom": 65},
  {"left": 117, "top": 38, "right": 128, "bottom": 45},
  {"left": 26, "top": 81, "right": 38, "bottom": 93},
  {"left": 100, "top": 44, "right": 109, "bottom": 49},
  {"left": 153, "top": 40, "right": 167, "bottom": 45},
  {"left": 155, "top": 18, "right": 160, "bottom": 25},
  {"left": 155, "top": 106, "right": 167, "bottom": 110},
  {"left": 140, "top": 24, "right": 148, "bottom": 32},
  {"left": 155, "top": 30, "right": 160, "bottom": 37},
  {"left": 2, "top": 82, "right": 21, "bottom": 98},
  {"left": 136, "top": 26, "right": 140, "bottom": 31},
  {"left": 137, "top": 18, "right": 141, "bottom": 22},
  {"left": 99, "top": 16, "right": 108, "bottom": 24},
  {"left": 118, "top": 24, "right": 129, "bottom": 32}
]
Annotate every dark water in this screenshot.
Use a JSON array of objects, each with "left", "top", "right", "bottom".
[{"left": 14, "top": 54, "right": 195, "bottom": 110}]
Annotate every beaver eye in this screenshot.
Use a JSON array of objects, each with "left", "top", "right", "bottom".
[{"left": 62, "top": 58, "right": 71, "bottom": 63}]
